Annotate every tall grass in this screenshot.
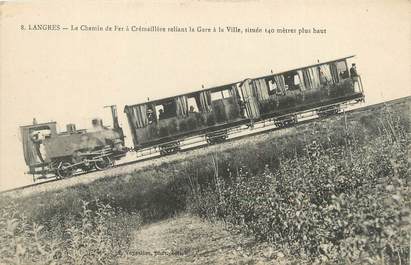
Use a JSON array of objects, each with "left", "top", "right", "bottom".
[
  {"left": 0, "top": 199, "right": 140, "bottom": 265},
  {"left": 186, "top": 106, "right": 410, "bottom": 264}
]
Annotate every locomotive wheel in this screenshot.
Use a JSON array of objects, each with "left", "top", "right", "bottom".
[
  {"left": 57, "top": 162, "right": 74, "bottom": 179},
  {"left": 94, "top": 156, "right": 112, "bottom": 171}
]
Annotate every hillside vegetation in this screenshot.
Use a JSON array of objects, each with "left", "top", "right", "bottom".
[{"left": 1, "top": 98, "right": 409, "bottom": 264}]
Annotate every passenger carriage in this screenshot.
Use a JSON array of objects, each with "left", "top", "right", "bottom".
[{"left": 124, "top": 55, "right": 364, "bottom": 154}]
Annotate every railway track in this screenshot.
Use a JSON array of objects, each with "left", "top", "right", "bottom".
[{"left": 1, "top": 96, "right": 409, "bottom": 195}]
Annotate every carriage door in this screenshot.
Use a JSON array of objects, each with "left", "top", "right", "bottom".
[{"left": 238, "top": 79, "right": 261, "bottom": 120}]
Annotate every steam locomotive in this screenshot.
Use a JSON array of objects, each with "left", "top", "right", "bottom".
[
  {"left": 21, "top": 55, "right": 364, "bottom": 180},
  {"left": 20, "top": 106, "right": 127, "bottom": 180}
]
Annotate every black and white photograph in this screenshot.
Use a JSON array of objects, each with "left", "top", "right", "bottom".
[{"left": 0, "top": 1, "right": 410, "bottom": 264}]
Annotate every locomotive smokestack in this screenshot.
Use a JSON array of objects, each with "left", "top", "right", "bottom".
[
  {"left": 104, "top": 105, "right": 120, "bottom": 129},
  {"left": 92, "top": 118, "right": 103, "bottom": 128}
]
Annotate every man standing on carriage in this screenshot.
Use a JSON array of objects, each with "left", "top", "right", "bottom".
[{"left": 350, "top": 63, "right": 360, "bottom": 91}]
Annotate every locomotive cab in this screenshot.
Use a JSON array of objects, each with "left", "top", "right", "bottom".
[{"left": 20, "top": 122, "right": 58, "bottom": 177}]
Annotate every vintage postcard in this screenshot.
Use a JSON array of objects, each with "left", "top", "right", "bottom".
[{"left": 0, "top": 1, "right": 410, "bottom": 264}]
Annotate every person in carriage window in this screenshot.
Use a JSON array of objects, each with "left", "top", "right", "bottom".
[
  {"left": 189, "top": 106, "right": 196, "bottom": 113},
  {"left": 147, "top": 108, "right": 155, "bottom": 123},
  {"left": 318, "top": 67, "right": 329, "bottom": 87},
  {"left": 158, "top": 109, "right": 165, "bottom": 120}
]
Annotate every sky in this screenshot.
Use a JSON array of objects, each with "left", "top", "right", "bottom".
[{"left": 1, "top": 0, "right": 410, "bottom": 190}]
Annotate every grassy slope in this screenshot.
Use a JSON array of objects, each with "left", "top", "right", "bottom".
[{"left": 1, "top": 97, "right": 409, "bottom": 264}]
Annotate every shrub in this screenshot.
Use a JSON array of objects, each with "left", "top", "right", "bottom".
[
  {"left": 0, "top": 199, "right": 140, "bottom": 265},
  {"left": 186, "top": 109, "right": 410, "bottom": 264}
]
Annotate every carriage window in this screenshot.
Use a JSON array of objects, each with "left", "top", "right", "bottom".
[
  {"left": 146, "top": 107, "right": 155, "bottom": 124},
  {"left": 294, "top": 75, "right": 300, "bottom": 86},
  {"left": 268, "top": 79, "right": 278, "bottom": 95},
  {"left": 156, "top": 99, "right": 177, "bottom": 120},
  {"left": 155, "top": 105, "right": 164, "bottom": 120},
  {"left": 30, "top": 127, "right": 51, "bottom": 141},
  {"left": 211, "top": 88, "right": 232, "bottom": 101},
  {"left": 187, "top": 96, "right": 199, "bottom": 113},
  {"left": 211, "top": 91, "right": 223, "bottom": 101},
  {"left": 221, "top": 90, "right": 232, "bottom": 98},
  {"left": 284, "top": 71, "right": 300, "bottom": 91},
  {"left": 336, "top": 61, "right": 349, "bottom": 79}
]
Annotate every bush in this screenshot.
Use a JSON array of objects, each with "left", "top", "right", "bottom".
[
  {"left": 186, "top": 109, "right": 410, "bottom": 264},
  {"left": 0, "top": 199, "right": 141, "bottom": 265}
]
